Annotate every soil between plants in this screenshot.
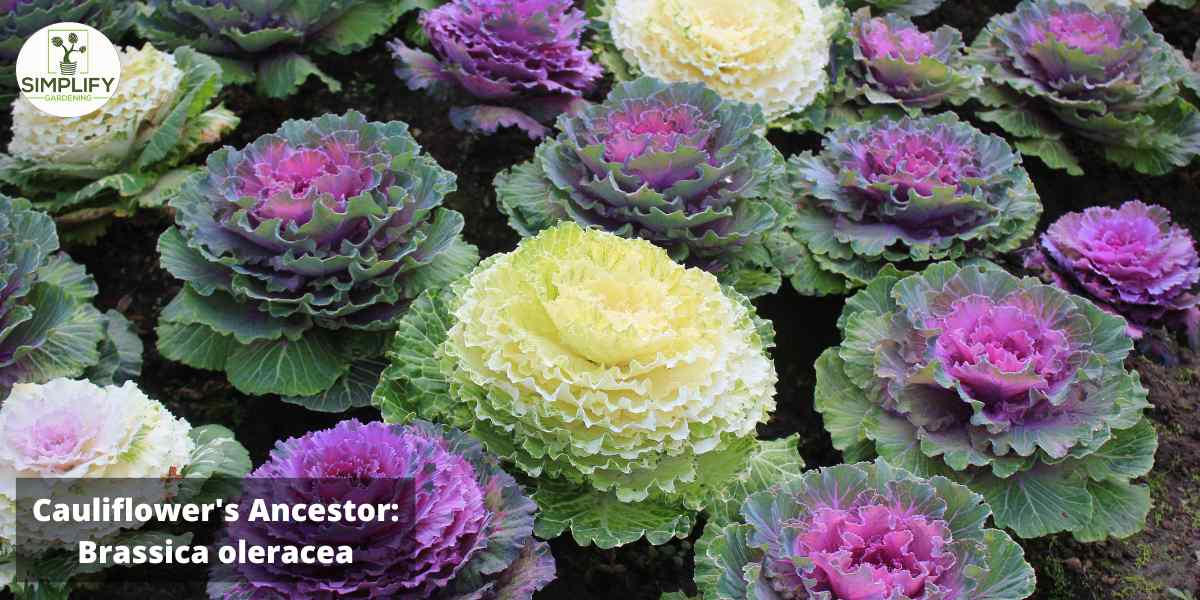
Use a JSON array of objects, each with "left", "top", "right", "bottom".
[{"left": 2, "top": 1, "right": 1198, "bottom": 598}]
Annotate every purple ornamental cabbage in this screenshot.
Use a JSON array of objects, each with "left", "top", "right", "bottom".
[
  {"left": 208, "top": 419, "right": 555, "bottom": 599},
  {"left": 970, "top": 0, "right": 1200, "bottom": 175},
  {"left": 156, "top": 111, "right": 478, "bottom": 407},
  {"left": 784, "top": 113, "right": 1041, "bottom": 295},
  {"left": 1, "top": 0, "right": 134, "bottom": 99},
  {"left": 137, "top": 0, "right": 409, "bottom": 98},
  {"left": 845, "top": 9, "right": 982, "bottom": 113},
  {"left": 495, "top": 77, "right": 789, "bottom": 298},
  {"left": 696, "top": 460, "right": 1035, "bottom": 600},
  {"left": 1025, "top": 200, "right": 1200, "bottom": 348},
  {"left": 0, "top": 195, "right": 142, "bottom": 397},
  {"left": 814, "top": 262, "right": 1157, "bottom": 541},
  {"left": 390, "top": 0, "right": 602, "bottom": 139}
]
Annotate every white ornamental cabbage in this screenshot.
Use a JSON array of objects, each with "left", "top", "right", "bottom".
[
  {"left": 606, "top": 0, "right": 843, "bottom": 121},
  {"left": 0, "top": 379, "right": 192, "bottom": 484},
  {"left": 0, "top": 379, "right": 194, "bottom": 548}
]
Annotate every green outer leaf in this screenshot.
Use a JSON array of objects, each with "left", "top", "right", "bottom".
[
  {"left": 1013, "top": 139, "right": 1084, "bottom": 176},
  {"left": 399, "top": 235, "right": 479, "bottom": 299},
  {"left": 157, "top": 226, "right": 231, "bottom": 296},
  {"left": 134, "top": 47, "right": 223, "bottom": 170},
  {"left": 256, "top": 52, "right": 341, "bottom": 98},
  {"left": 176, "top": 424, "right": 252, "bottom": 505},
  {"left": 281, "top": 356, "right": 388, "bottom": 412},
  {"left": 529, "top": 477, "right": 694, "bottom": 549},
  {"left": 813, "top": 348, "right": 878, "bottom": 459},
  {"left": 701, "top": 436, "right": 805, "bottom": 529},
  {"left": 967, "top": 465, "right": 1093, "bottom": 539},
  {"left": 160, "top": 286, "right": 309, "bottom": 344},
  {"left": 225, "top": 330, "right": 349, "bottom": 397},
  {"left": 6, "top": 284, "right": 104, "bottom": 384},
  {"left": 313, "top": 0, "right": 409, "bottom": 55},
  {"left": 1076, "top": 418, "right": 1157, "bottom": 482},
  {"left": 966, "top": 529, "right": 1037, "bottom": 600},
  {"left": 695, "top": 522, "right": 766, "bottom": 600},
  {"left": 83, "top": 310, "right": 144, "bottom": 386},
  {"left": 1071, "top": 478, "right": 1152, "bottom": 543},
  {"left": 211, "top": 56, "right": 255, "bottom": 85},
  {"left": 495, "top": 160, "right": 570, "bottom": 237},
  {"left": 154, "top": 321, "right": 237, "bottom": 371},
  {"left": 372, "top": 287, "right": 472, "bottom": 428}
]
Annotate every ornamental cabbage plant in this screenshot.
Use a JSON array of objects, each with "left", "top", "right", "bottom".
[
  {"left": 844, "top": 9, "right": 981, "bottom": 115},
  {"left": 495, "top": 77, "right": 790, "bottom": 298},
  {"left": 0, "top": 0, "right": 135, "bottom": 100},
  {"left": 694, "top": 460, "right": 1035, "bottom": 600},
  {"left": 1025, "top": 200, "right": 1200, "bottom": 348},
  {"left": 597, "top": 0, "right": 845, "bottom": 126},
  {"left": 783, "top": 113, "right": 1041, "bottom": 296},
  {"left": 970, "top": 0, "right": 1200, "bottom": 175},
  {"left": 0, "top": 378, "right": 251, "bottom": 594},
  {"left": 208, "top": 419, "right": 555, "bottom": 600},
  {"left": 390, "top": 0, "right": 602, "bottom": 139},
  {"left": 0, "top": 44, "right": 237, "bottom": 243},
  {"left": 0, "top": 194, "right": 142, "bottom": 398},
  {"left": 137, "top": 0, "right": 409, "bottom": 98},
  {"left": 814, "top": 261, "right": 1157, "bottom": 541},
  {"left": 156, "top": 111, "right": 478, "bottom": 410},
  {"left": 373, "top": 223, "right": 778, "bottom": 548}
]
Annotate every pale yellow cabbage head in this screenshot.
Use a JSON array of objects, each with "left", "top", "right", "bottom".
[
  {"left": 8, "top": 43, "right": 183, "bottom": 168},
  {"left": 608, "top": 0, "right": 841, "bottom": 120},
  {"left": 442, "top": 223, "right": 776, "bottom": 502}
]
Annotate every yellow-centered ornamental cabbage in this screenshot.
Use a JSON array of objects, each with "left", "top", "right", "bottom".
[
  {"left": 374, "top": 223, "right": 782, "bottom": 548},
  {"left": 605, "top": 0, "right": 843, "bottom": 121}
]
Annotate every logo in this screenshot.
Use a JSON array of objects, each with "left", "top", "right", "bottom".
[{"left": 15, "top": 22, "right": 121, "bottom": 118}]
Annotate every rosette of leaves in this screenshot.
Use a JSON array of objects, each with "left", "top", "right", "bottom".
[
  {"left": 783, "top": 113, "right": 1041, "bottom": 296},
  {"left": 591, "top": 0, "right": 847, "bottom": 130},
  {"left": 843, "top": 9, "right": 981, "bottom": 116},
  {"left": 694, "top": 460, "right": 1035, "bottom": 600},
  {"left": 1025, "top": 200, "right": 1200, "bottom": 350},
  {"left": 374, "top": 223, "right": 787, "bottom": 548},
  {"left": 208, "top": 419, "right": 554, "bottom": 600},
  {"left": 970, "top": 0, "right": 1200, "bottom": 175},
  {"left": 136, "top": 0, "right": 411, "bottom": 98},
  {"left": 1, "top": 378, "right": 251, "bottom": 598},
  {"left": 0, "top": 0, "right": 135, "bottom": 101},
  {"left": 495, "top": 77, "right": 791, "bottom": 298},
  {"left": 390, "top": 0, "right": 603, "bottom": 139},
  {"left": 156, "top": 111, "right": 478, "bottom": 411},
  {"left": 0, "top": 194, "right": 142, "bottom": 399},
  {"left": 840, "top": 0, "right": 946, "bottom": 16},
  {"left": 814, "top": 261, "right": 1157, "bottom": 541},
  {"left": 0, "top": 44, "right": 238, "bottom": 244}
]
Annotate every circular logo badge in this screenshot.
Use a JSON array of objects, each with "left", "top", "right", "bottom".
[{"left": 14, "top": 22, "right": 122, "bottom": 118}]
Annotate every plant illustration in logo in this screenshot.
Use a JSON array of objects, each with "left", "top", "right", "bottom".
[
  {"left": 0, "top": 0, "right": 136, "bottom": 101},
  {"left": 50, "top": 31, "right": 86, "bottom": 75}
]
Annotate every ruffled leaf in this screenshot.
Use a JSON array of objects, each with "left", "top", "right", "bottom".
[{"left": 530, "top": 477, "right": 694, "bottom": 549}]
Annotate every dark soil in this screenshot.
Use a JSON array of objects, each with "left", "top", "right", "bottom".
[{"left": 3, "top": 1, "right": 1199, "bottom": 598}]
